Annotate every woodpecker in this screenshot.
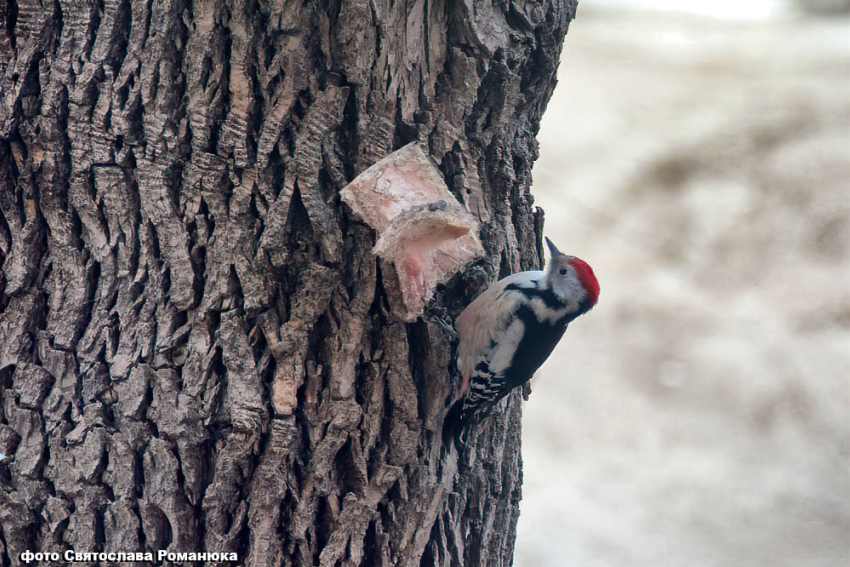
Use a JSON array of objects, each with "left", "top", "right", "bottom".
[{"left": 443, "top": 237, "right": 600, "bottom": 446}]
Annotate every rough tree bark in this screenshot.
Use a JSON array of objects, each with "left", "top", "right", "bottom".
[{"left": 0, "top": 1, "right": 576, "bottom": 566}]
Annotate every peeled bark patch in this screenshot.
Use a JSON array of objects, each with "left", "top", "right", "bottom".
[{"left": 341, "top": 143, "right": 484, "bottom": 321}]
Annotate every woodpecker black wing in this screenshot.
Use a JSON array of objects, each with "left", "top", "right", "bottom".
[
  {"left": 446, "top": 312, "right": 571, "bottom": 443},
  {"left": 444, "top": 270, "right": 576, "bottom": 445},
  {"left": 454, "top": 272, "right": 550, "bottom": 384}
]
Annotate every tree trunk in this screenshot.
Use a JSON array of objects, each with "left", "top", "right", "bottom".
[{"left": 0, "top": 1, "right": 576, "bottom": 565}]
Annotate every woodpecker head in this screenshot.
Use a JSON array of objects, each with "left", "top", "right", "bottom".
[{"left": 544, "top": 237, "right": 600, "bottom": 311}]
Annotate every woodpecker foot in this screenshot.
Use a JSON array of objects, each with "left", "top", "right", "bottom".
[{"left": 425, "top": 305, "right": 459, "bottom": 343}]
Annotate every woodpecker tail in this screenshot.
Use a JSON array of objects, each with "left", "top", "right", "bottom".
[{"left": 442, "top": 399, "right": 466, "bottom": 449}]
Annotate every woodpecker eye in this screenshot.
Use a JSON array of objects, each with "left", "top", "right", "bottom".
[{"left": 558, "top": 268, "right": 568, "bottom": 276}]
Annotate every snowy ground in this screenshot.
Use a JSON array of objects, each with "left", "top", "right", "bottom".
[{"left": 515, "top": 6, "right": 850, "bottom": 567}]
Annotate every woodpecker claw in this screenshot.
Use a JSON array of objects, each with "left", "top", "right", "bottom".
[{"left": 426, "top": 304, "right": 459, "bottom": 343}]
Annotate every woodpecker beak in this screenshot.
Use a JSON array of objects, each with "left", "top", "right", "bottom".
[{"left": 545, "top": 237, "right": 563, "bottom": 259}]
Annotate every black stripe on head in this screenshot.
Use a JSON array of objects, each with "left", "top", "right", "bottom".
[{"left": 505, "top": 283, "right": 568, "bottom": 311}]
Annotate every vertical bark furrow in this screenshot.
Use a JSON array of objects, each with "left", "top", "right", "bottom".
[
  {"left": 0, "top": 1, "right": 576, "bottom": 565},
  {"left": 0, "top": 159, "right": 43, "bottom": 295},
  {"left": 268, "top": 262, "right": 339, "bottom": 417},
  {"left": 289, "top": 84, "right": 349, "bottom": 264},
  {"left": 245, "top": 416, "right": 299, "bottom": 567}
]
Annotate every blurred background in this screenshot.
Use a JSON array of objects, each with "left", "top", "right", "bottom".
[{"left": 515, "top": 1, "right": 850, "bottom": 566}]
